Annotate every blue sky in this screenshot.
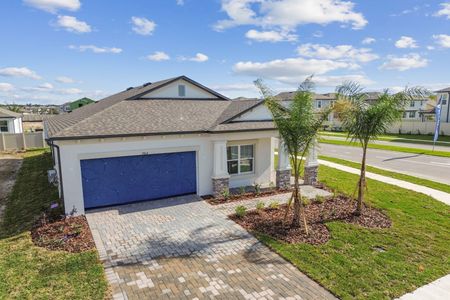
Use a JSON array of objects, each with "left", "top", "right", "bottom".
[{"left": 0, "top": 0, "right": 449, "bottom": 104}]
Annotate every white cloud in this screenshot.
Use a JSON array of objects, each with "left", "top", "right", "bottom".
[
  {"left": 233, "top": 57, "right": 358, "bottom": 84},
  {"left": 38, "top": 82, "right": 54, "bottom": 90},
  {"left": 146, "top": 51, "right": 170, "bottom": 61},
  {"left": 0, "top": 83, "right": 14, "bottom": 92},
  {"left": 297, "top": 43, "right": 379, "bottom": 63},
  {"left": 362, "top": 37, "right": 376, "bottom": 45},
  {"left": 395, "top": 36, "right": 418, "bottom": 49},
  {"left": 23, "top": 0, "right": 80, "bottom": 13},
  {"left": 55, "top": 15, "right": 91, "bottom": 33},
  {"left": 211, "top": 83, "right": 257, "bottom": 92},
  {"left": 176, "top": 0, "right": 184, "bottom": 5},
  {"left": 215, "top": 0, "right": 367, "bottom": 31},
  {"left": 436, "top": 2, "right": 450, "bottom": 19},
  {"left": 433, "top": 34, "right": 450, "bottom": 48},
  {"left": 69, "top": 45, "right": 123, "bottom": 54},
  {"left": 55, "top": 87, "right": 82, "bottom": 94},
  {"left": 380, "top": 53, "right": 428, "bottom": 71},
  {"left": 131, "top": 17, "right": 156, "bottom": 36},
  {"left": 0, "top": 67, "right": 42, "bottom": 80},
  {"left": 313, "top": 74, "right": 375, "bottom": 86},
  {"left": 245, "top": 29, "right": 297, "bottom": 42},
  {"left": 180, "top": 53, "right": 209, "bottom": 62},
  {"left": 56, "top": 76, "right": 75, "bottom": 83}
]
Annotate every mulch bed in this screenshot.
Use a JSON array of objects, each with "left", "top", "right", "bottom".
[
  {"left": 31, "top": 215, "right": 95, "bottom": 253},
  {"left": 204, "top": 188, "right": 292, "bottom": 205},
  {"left": 230, "top": 196, "right": 391, "bottom": 245}
]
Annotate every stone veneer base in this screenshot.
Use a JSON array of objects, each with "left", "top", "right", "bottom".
[
  {"left": 304, "top": 165, "right": 318, "bottom": 186},
  {"left": 212, "top": 177, "right": 230, "bottom": 197},
  {"left": 276, "top": 169, "right": 291, "bottom": 190}
]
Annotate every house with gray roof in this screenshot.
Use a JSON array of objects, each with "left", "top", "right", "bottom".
[
  {"left": 45, "top": 76, "right": 294, "bottom": 215},
  {"left": 436, "top": 87, "right": 450, "bottom": 123},
  {"left": 0, "top": 107, "right": 23, "bottom": 133}
]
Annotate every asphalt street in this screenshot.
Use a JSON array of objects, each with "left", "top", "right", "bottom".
[{"left": 318, "top": 143, "right": 450, "bottom": 185}]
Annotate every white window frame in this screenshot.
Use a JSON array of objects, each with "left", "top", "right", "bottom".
[
  {"left": 409, "top": 111, "right": 416, "bottom": 118},
  {"left": 226, "top": 144, "right": 255, "bottom": 175},
  {"left": 410, "top": 100, "right": 415, "bottom": 107},
  {"left": 317, "top": 100, "right": 322, "bottom": 109}
]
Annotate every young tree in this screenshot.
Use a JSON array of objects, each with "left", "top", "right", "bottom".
[
  {"left": 335, "top": 82, "right": 428, "bottom": 215},
  {"left": 255, "top": 77, "right": 330, "bottom": 231}
]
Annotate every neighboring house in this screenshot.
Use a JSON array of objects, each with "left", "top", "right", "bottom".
[
  {"left": 22, "top": 114, "right": 53, "bottom": 132},
  {"left": 60, "top": 97, "right": 95, "bottom": 113},
  {"left": 436, "top": 87, "right": 450, "bottom": 123},
  {"left": 45, "top": 76, "right": 293, "bottom": 215},
  {"left": 0, "top": 107, "right": 23, "bottom": 133},
  {"left": 276, "top": 91, "right": 431, "bottom": 124}
]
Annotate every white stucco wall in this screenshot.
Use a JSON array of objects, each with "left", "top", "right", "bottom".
[
  {"left": 55, "top": 131, "right": 277, "bottom": 214},
  {"left": 142, "top": 79, "right": 219, "bottom": 99}
]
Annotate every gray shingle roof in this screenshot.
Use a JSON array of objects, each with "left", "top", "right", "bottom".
[
  {"left": 436, "top": 87, "right": 450, "bottom": 93},
  {"left": 0, "top": 107, "right": 21, "bottom": 118},
  {"left": 45, "top": 77, "right": 274, "bottom": 140}
]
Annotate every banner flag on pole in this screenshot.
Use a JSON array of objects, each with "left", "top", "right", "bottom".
[{"left": 433, "top": 95, "right": 443, "bottom": 147}]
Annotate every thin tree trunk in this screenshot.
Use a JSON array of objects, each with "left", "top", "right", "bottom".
[
  {"left": 292, "top": 156, "right": 301, "bottom": 227},
  {"left": 356, "top": 143, "right": 368, "bottom": 215}
]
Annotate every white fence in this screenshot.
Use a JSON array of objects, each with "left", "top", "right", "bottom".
[
  {"left": 385, "top": 121, "right": 450, "bottom": 135},
  {"left": 325, "top": 120, "right": 450, "bottom": 136},
  {"left": 0, "top": 132, "right": 47, "bottom": 151}
]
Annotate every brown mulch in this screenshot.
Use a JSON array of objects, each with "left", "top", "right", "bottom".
[
  {"left": 31, "top": 215, "right": 95, "bottom": 253},
  {"left": 204, "top": 188, "right": 292, "bottom": 205},
  {"left": 230, "top": 196, "right": 391, "bottom": 245}
]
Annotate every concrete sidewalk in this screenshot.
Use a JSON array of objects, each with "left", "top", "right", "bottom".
[
  {"left": 319, "top": 159, "right": 450, "bottom": 206},
  {"left": 396, "top": 274, "right": 450, "bottom": 300}
]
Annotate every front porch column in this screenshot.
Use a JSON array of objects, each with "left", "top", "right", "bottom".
[
  {"left": 212, "top": 140, "right": 230, "bottom": 197},
  {"left": 304, "top": 138, "right": 319, "bottom": 185},
  {"left": 276, "top": 139, "right": 291, "bottom": 190}
]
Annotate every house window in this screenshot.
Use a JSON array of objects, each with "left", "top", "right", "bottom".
[
  {"left": 409, "top": 111, "right": 416, "bottom": 118},
  {"left": 440, "top": 94, "right": 448, "bottom": 105},
  {"left": 410, "top": 101, "right": 415, "bottom": 107},
  {"left": 317, "top": 100, "right": 322, "bottom": 109},
  {"left": 178, "top": 85, "right": 186, "bottom": 97},
  {"left": 227, "top": 144, "right": 254, "bottom": 175},
  {"left": 403, "top": 112, "right": 407, "bottom": 118},
  {"left": 0, "top": 120, "right": 8, "bottom": 132}
]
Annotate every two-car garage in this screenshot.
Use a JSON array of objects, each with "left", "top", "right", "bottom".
[{"left": 80, "top": 151, "right": 197, "bottom": 209}]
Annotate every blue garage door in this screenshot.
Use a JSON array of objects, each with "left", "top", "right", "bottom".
[{"left": 80, "top": 151, "right": 196, "bottom": 209}]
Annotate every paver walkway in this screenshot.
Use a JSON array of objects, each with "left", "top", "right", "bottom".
[
  {"left": 87, "top": 195, "right": 336, "bottom": 300},
  {"left": 319, "top": 159, "right": 450, "bottom": 206}
]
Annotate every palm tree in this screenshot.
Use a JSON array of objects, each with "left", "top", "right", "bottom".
[
  {"left": 335, "top": 82, "right": 428, "bottom": 215},
  {"left": 255, "top": 77, "right": 330, "bottom": 231}
]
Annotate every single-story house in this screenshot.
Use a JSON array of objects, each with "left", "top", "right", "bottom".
[
  {"left": 22, "top": 114, "right": 54, "bottom": 132},
  {"left": 0, "top": 107, "right": 23, "bottom": 133},
  {"left": 45, "top": 76, "right": 300, "bottom": 215}
]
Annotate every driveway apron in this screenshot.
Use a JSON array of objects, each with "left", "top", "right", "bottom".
[{"left": 86, "top": 195, "right": 336, "bottom": 300}]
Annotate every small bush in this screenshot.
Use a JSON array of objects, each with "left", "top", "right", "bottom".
[
  {"left": 302, "top": 196, "right": 310, "bottom": 205},
  {"left": 253, "top": 182, "right": 261, "bottom": 195},
  {"left": 239, "top": 186, "right": 246, "bottom": 195},
  {"left": 269, "top": 201, "right": 279, "bottom": 210},
  {"left": 221, "top": 188, "right": 230, "bottom": 200},
  {"left": 235, "top": 205, "right": 247, "bottom": 218},
  {"left": 256, "top": 201, "right": 265, "bottom": 210},
  {"left": 269, "top": 181, "right": 275, "bottom": 191},
  {"left": 315, "top": 195, "right": 326, "bottom": 203}
]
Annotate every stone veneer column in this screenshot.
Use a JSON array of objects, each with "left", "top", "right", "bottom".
[
  {"left": 212, "top": 140, "right": 230, "bottom": 197},
  {"left": 276, "top": 139, "right": 291, "bottom": 190},
  {"left": 304, "top": 138, "right": 319, "bottom": 185}
]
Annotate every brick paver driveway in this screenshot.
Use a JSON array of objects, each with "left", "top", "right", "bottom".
[{"left": 87, "top": 195, "right": 336, "bottom": 300}]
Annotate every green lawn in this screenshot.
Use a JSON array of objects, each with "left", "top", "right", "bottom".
[
  {"left": 319, "top": 155, "right": 450, "bottom": 194},
  {"left": 258, "top": 165, "right": 450, "bottom": 300},
  {"left": 0, "top": 150, "right": 108, "bottom": 299},
  {"left": 319, "top": 138, "right": 450, "bottom": 158}
]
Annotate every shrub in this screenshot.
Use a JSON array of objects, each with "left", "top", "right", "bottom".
[
  {"left": 315, "top": 195, "right": 326, "bottom": 203},
  {"left": 269, "top": 201, "right": 279, "bottom": 210},
  {"left": 302, "top": 196, "right": 310, "bottom": 205},
  {"left": 256, "top": 201, "right": 265, "bottom": 211},
  {"left": 253, "top": 182, "right": 261, "bottom": 195},
  {"left": 239, "top": 186, "right": 246, "bottom": 195},
  {"left": 235, "top": 205, "right": 247, "bottom": 218},
  {"left": 221, "top": 188, "right": 230, "bottom": 200}
]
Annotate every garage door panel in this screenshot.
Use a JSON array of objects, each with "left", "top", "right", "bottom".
[{"left": 81, "top": 151, "right": 196, "bottom": 208}]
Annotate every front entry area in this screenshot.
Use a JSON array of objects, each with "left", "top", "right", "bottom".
[{"left": 80, "top": 151, "right": 197, "bottom": 209}]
